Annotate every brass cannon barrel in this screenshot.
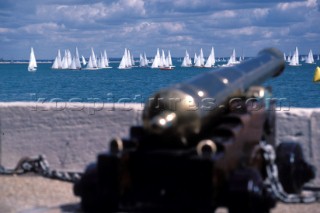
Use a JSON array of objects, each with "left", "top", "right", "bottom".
[{"left": 143, "top": 48, "right": 285, "bottom": 142}]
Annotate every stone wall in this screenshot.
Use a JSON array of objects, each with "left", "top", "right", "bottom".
[
  {"left": 0, "top": 102, "right": 319, "bottom": 181},
  {"left": 0, "top": 102, "right": 144, "bottom": 171}
]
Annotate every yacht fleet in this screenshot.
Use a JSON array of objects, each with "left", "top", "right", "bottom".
[
  {"left": 27, "top": 46, "right": 319, "bottom": 71},
  {"left": 285, "top": 47, "right": 317, "bottom": 66}
]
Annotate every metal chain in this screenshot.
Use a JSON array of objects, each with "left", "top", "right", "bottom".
[
  {"left": 260, "top": 142, "right": 320, "bottom": 203},
  {"left": 0, "top": 155, "right": 82, "bottom": 183}
]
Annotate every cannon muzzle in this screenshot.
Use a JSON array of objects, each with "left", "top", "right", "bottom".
[{"left": 143, "top": 48, "right": 285, "bottom": 142}]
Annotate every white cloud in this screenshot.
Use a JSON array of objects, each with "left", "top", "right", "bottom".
[
  {"left": 122, "top": 21, "right": 184, "bottom": 35},
  {"left": 1, "top": 0, "right": 320, "bottom": 59},
  {"left": 304, "top": 32, "right": 319, "bottom": 39},
  {"left": 166, "top": 35, "right": 193, "bottom": 42},
  {"left": 277, "top": 0, "right": 317, "bottom": 11},
  {"left": 20, "top": 22, "right": 66, "bottom": 34},
  {"left": 173, "top": 0, "right": 211, "bottom": 8},
  {"left": 210, "top": 10, "right": 237, "bottom": 19},
  {"left": 37, "top": 1, "right": 146, "bottom": 23},
  {"left": 253, "top": 8, "right": 269, "bottom": 18},
  {"left": 228, "top": 26, "right": 256, "bottom": 36},
  {"left": 162, "top": 22, "right": 185, "bottom": 32},
  {"left": 0, "top": 28, "right": 11, "bottom": 33}
]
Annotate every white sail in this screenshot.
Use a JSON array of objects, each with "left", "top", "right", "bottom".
[
  {"left": 118, "top": 48, "right": 131, "bottom": 69},
  {"left": 305, "top": 49, "right": 315, "bottom": 64},
  {"left": 67, "top": 49, "right": 72, "bottom": 67},
  {"left": 81, "top": 56, "right": 87, "bottom": 66},
  {"left": 99, "top": 53, "right": 106, "bottom": 68},
  {"left": 211, "top": 47, "right": 216, "bottom": 65},
  {"left": 289, "top": 47, "right": 301, "bottom": 66},
  {"left": 130, "top": 52, "right": 135, "bottom": 66},
  {"left": 204, "top": 47, "right": 215, "bottom": 68},
  {"left": 57, "top": 49, "right": 62, "bottom": 68},
  {"left": 164, "top": 56, "right": 170, "bottom": 67},
  {"left": 168, "top": 50, "right": 173, "bottom": 67},
  {"left": 28, "top": 47, "right": 37, "bottom": 72},
  {"left": 61, "top": 50, "right": 68, "bottom": 69},
  {"left": 151, "top": 48, "right": 161, "bottom": 68},
  {"left": 286, "top": 53, "right": 291, "bottom": 63},
  {"left": 143, "top": 53, "right": 148, "bottom": 66},
  {"left": 194, "top": 56, "right": 202, "bottom": 67},
  {"left": 181, "top": 57, "right": 187, "bottom": 67},
  {"left": 91, "top": 48, "right": 97, "bottom": 68},
  {"left": 118, "top": 55, "right": 127, "bottom": 69},
  {"left": 75, "top": 47, "right": 81, "bottom": 69},
  {"left": 52, "top": 49, "right": 62, "bottom": 69},
  {"left": 199, "top": 48, "right": 205, "bottom": 66},
  {"left": 127, "top": 49, "right": 132, "bottom": 67},
  {"left": 103, "top": 50, "right": 111, "bottom": 68},
  {"left": 181, "top": 50, "right": 191, "bottom": 67},
  {"left": 118, "top": 48, "right": 127, "bottom": 69},
  {"left": 204, "top": 58, "right": 212, "bottom": 68},
  {"left": 194, "top": 53, "right": 198, "bottom": 65},
  {"left": 159, "top": 49, "right": 166, "bottom": 68},
  {"left": 70, "top": 56, "right": 77, "bottom": 70},
  {"left": 52, "top": 57, "right": 59, "bottom": 69},
  {"left": 194, "top": 48, "right": 205, "bottom": 67},
  {"left": 139, "top": 54, "right": 147, "bottom": 67},
  {"left": 187, "top": 51, "right": 192, "bottom": 66},
  {"left": 86, "top": 56, "right": 95, "bottom": 70},
  {"left": 139, "top": 54, "right": 144, "bottom": 67},
  {"left": 225, "top": 48, "right": 240, "bottom": 66}
]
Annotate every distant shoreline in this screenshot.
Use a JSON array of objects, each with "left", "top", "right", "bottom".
[
  {"left": 0, "top": 61, "right": 52, "bottom": 64},
  {"left": 0, "top": 60, "right": 121, "bottom": 64}
]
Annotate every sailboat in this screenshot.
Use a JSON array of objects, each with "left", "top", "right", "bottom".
[
  {"left": 90, "top": 48, "right": 98, "bottom": 68},
  {"left": 160, "top": 50, "right": 174, "bottom": 70},
  {"left": 181, "top": 50, "right": 192, "bottom": 67},
  {"left": 305, "top": 49, "right": 315, "bottom": 64},
  {"left": 289, "top": 47, "right": 300, "bottom": 66},
  {"left": 61, "top": 50, "right": 69, "bottom": 69},
  {"left": 118, "top": 48, "right": 131, "bottom": 69},
  {"left": 313, "top": 67, "right": 320, "bottom": 82},
  {"left": 222, "top": 49, "right": 240, "bottom": 67},
  {"left": 139, "top": 53, "right": 149, "bottom": 67},
  {"left": 103, "top": 50, "right": 112, "bottom": 68},
  {"left": 85, "top": 56, "right": 97, "bottom": 70},
  {"left": 69, "top": 56, "right": 78, "bottom": 70},
  {"left": 81, "top": 56, "right": 87, "bottom": 66},
  {"left": 159, "top": 49, "right": 166, "bottom": 68},
  {"left": 289, "top": 47, "right": 301, "bottom": 66},
  {"left": 66, "top": 49, "right": 72, "bottom": 68},
  {"left": 204, "top": 47, "right": 216, "bottom": 68},
  {"left": 286, "top": 53, "right": 291, "bottom": 63},
  {"left": 28, "top": 47, "right": 37, "bottom": 72},
  {"left": 75, "top": 47, "right": 82, "bottom": 69},
  {"left": 151, "top": 48, "right": 161, "bottom": 68},
  {"left": 194, "top": 48, "right": 205, "bottom": 68},
  {"left": 97, "top": 56, "right": 105, "bottom": 69},
  {"left": 51, "top": 49, "right": 62, "bottom": 69},
  {"left": 167, "top": 50, "right": 174, "bottom": 67}
]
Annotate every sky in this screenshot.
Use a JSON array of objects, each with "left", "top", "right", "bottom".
[{"left": 0, "top": 0, "right": 319, "bottom": 59}]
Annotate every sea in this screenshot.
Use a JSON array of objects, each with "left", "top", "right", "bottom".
[{"left": 0, "top": 59, "right": 320, "bottom": 108}]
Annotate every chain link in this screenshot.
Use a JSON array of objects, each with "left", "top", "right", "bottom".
[
  {"left": 0, "top": 155, "right": 82, "bottom": 183},
  {"left": 260, "top": 142, "right": 320, "bottom": 203},
  {"left": 2, "top": 145, "right": 320, "bottom": 203}
]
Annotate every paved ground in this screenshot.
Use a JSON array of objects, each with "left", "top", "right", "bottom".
[{"left": 1, "top": 175, "right": 320, "bottom": 213}]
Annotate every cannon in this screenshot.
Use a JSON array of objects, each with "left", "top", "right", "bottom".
[{"left": 74, "top": 48, "right": 316, "bottom": 213}]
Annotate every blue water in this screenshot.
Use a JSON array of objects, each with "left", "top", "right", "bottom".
[{"left": 1, "top": 59, "right": 320, "bottom": 107}]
